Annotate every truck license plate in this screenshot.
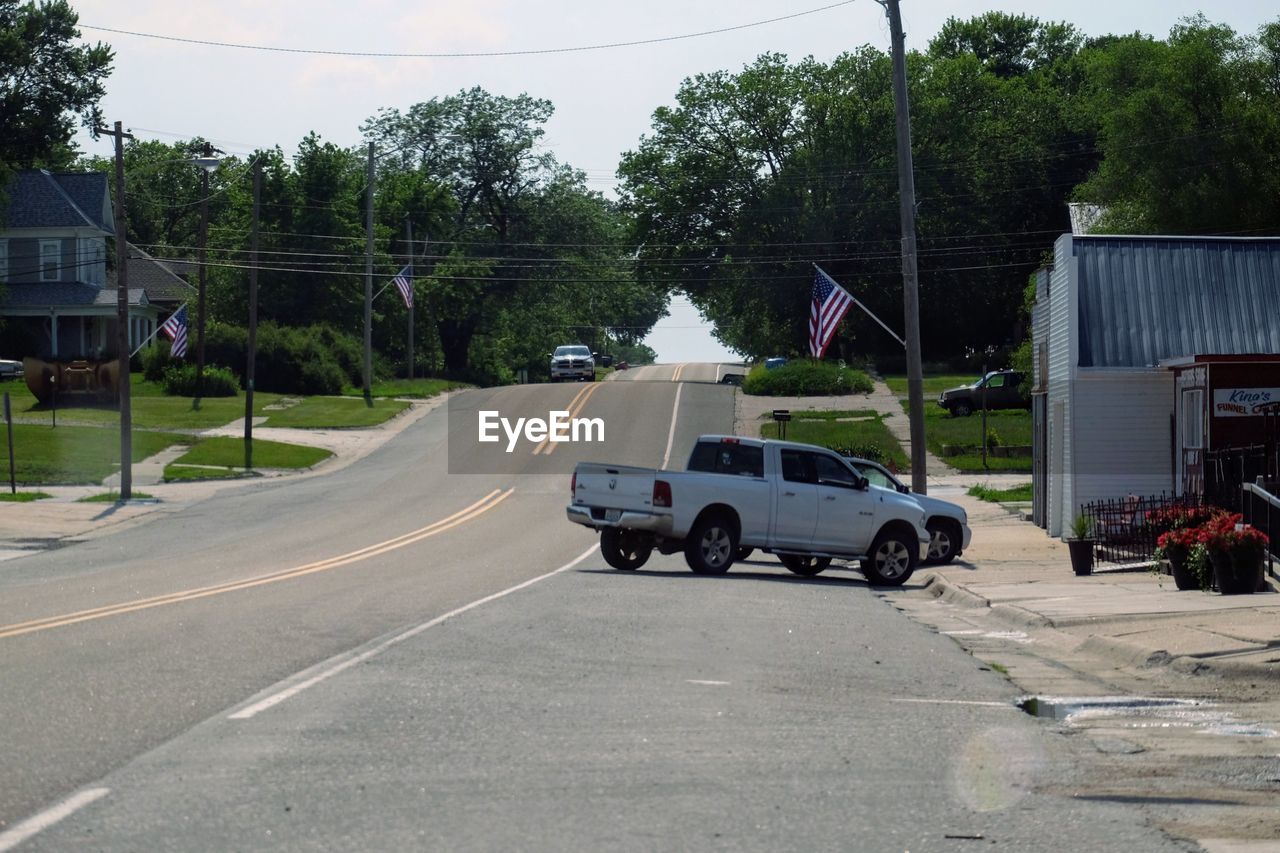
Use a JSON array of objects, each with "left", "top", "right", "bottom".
[{"left": 605, "top": 509, "right": 622, "bottom": 522}]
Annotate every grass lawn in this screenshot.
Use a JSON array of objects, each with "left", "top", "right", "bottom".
[
  {"left": 1, "top": 423, "right": 187, "bottom": 484},
  {"left": 758, "top": 409, "right": 908, "bottom": 469},
  {"left": 0, "top": 491, "right": 52, "bottom": 502},
  {"left": 164, "top": 436, "right": 333, "bottom": 481},
  {"left": 341, "top": 377, "right": 466, "bottom": 399},
  {"left": 3, "top": 376, "right": 285, "bottom": 431},
  {"left": 968, "top": 483, "right": 1034, "bottom": 503},
  {"left": 882, "top": 373, "right": 1032, "bottom": 472},
  {"left": 260, "top": 396, "right": 410, "bottom": 428}
]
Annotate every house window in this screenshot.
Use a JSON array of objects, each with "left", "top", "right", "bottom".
[
  {"left": 1181, "top": 389, "right": 1204, "bottom": 449},
  {"left": 40, "top": 240, "right": 61, "bottom": 281},
  {"left": 0, "top": 240, "right": 7, "bottom": 280}
]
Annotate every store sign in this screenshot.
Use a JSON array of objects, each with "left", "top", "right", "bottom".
[{"left": 1213, "top": 388, "right": 1280, "bottom": 417}]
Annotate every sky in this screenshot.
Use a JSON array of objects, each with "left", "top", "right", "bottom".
[{"left": 68, "top": 1, "right": 1277, "bottom": 364}]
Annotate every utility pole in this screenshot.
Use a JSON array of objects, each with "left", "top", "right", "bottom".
[
  {"left": 880, "top": 0, "right": 928, "bottom": 494},
  {"left": 96, "top": 120, "right": 134, "bottom": 500},
  {"left": 363, "top": 142, "right": 375, "bottom": 404},
  {"left": 193, "top": 141, "right": 218, "bottom": 409},
  {"left": 245, "top": 158, "right": 261, "bottom": 471},
  {"left": 405, "top": 218, "right": 414, "bottom": 380}
]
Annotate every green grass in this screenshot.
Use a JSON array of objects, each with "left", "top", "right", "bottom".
[
  {"left": 743, "top": 361, "right": 873, "bottom": 396},
  {"left": 759, "top": 410, "right": 908, "bottom": 469},
  {"left": 341, "top": 378, "right": 467, "bottom": 399},
  {"left": 883, "top": 373, "right": 979, "bottom": 398},
  {"left": 968, "top": 483, "right": 1034, "bottom": 503},
  {"left": 3, "top": 377, "right": 285, "bottom": 430},
  {"left": 260, "top": 396, "right": 410, "bottom": 428},
  {"left": 78, "top": 491, "right": 154, "bottom": 502},
  {"left": 0, "top": 423, "right": 187, "bottom": 485},
  {"left": 987, "top": 661, "right": 1010, "bottom": 675},
  {"left": 882, "top": 373, "right": 1031, "bottom": 472},
  {"left": 164, "top": 436, "right": 332, "bottom": 481},
  {"left": 0, "top": 491, "right": 52, "bottom": 502}
]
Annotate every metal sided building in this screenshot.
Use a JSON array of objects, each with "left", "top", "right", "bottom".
[{"left": 1031, "top": 234, "right": 1280, "bottom": 537}]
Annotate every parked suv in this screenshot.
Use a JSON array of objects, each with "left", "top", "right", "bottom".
[
  {"left": 549, "top": 345, "right": 596, "bottom": 382},
  {"left": 937, "top": 369, "right": 1027, "bottom": 417},
  {"left": 844, "top": 456, "right": 971, "bottom": 564}
]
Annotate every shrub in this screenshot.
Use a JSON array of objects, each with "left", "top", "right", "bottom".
[
  {"left": 831, "top": 442, "right": 886, "bottom": 464},
  {"left": 742, "top": 360, "right": 873, "bottom": 397},
  {"left": 161, "top": 364, "right": 240, "bottom": 397},
  {"left": 986, "top": 429, "right": 1002, "bottom": 450}
]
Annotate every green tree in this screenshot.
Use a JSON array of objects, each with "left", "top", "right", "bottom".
[
  {"left": 1073, "top": 16, "right": 1280, "bottom": 234},
  {"left": 0, "top": 0, "right": 113, "bottom": 181},
  {"left": 363, "top": 87, "right": 666, "bottom": 379}
]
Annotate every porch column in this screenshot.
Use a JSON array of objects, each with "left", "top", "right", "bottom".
[{"left": 50, "top": 312, "right": 59, "bottom": 358}]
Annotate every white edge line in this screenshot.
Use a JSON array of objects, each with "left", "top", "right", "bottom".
[
  {"left": 0, "top": 788, "right": 110, "bottom": 852},
  {"left": 660, "top": 382, "right": 683, "bottom": 470},
  {"left": 228, "top": 543, "right": 600, "bottom": 720}
]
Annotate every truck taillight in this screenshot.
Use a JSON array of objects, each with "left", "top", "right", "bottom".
[
  {"left": 652, "top": 479, "right": 672, "bottom": 507},
  {"left": 571, "top": 471, "right": 577, "bottom": 497}
]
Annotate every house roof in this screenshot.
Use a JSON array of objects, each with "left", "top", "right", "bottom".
[
  {"left": 0, "top": 282, "right": 149, "bottom": 309},
  {"left": 108, "top": 245, "right": 195, "bottom": 304},
  {"left": 1066, "top": 235, "right": 1280, "bottom": 368},
  {"left": 0, "top": 169, "right": 114, "bottom": 233}
]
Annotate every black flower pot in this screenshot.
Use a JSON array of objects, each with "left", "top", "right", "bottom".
[
  {"left": 1166, "top": 546, "right": 1199, "bottom": 591},
  {"left": 1067, "top": 539, "right": 1094, "bottom": 576},
  {"left": 1214, "top": 551, "right": 1264, "bottom": 595}
]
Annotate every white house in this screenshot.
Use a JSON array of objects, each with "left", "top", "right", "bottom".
[{"left": 1031, "top": 234, "right": 1280, "bottom": 537}]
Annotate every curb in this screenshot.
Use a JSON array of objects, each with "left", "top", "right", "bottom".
[{"left": 920, "top": 572, "right": 1053, "bottom": 627}]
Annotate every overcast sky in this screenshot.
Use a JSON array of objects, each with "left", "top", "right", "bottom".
[{"left": 69, "top": 1, "right": 1276, "bottom": 363}]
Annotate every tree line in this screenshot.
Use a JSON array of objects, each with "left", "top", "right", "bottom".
[
  {"left": 617, "top": 11, "right": 1280, "bottom": 365},
  {"left": 3, "top": 2, "right": 1279, "bottom": 377}
]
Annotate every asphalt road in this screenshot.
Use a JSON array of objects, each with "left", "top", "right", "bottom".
[{"left": 0, "top": 372, "right": 1189, "bottom": 850}]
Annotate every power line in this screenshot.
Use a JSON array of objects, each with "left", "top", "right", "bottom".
[{"left": 81, "top": 2, "right": 855, "bottom": 59}]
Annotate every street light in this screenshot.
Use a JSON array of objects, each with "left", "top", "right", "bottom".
[{"left": 191, "top": 142, "right": 222, "bottom": 407}]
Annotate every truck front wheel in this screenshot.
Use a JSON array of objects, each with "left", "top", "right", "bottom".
[
  {"left": 684, "top": 515, "right": 737, "bottom": 575},
  {"left": 601, "top": 528, "right": 652, "bottom": 571},
  {"left": 861, "top": 530, "right": 916, "bottom": 586}
]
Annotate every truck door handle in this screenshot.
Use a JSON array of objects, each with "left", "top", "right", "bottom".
[
  {"left": 824, "top": 495, "right": 836, "bottom": 501},
  {"left": 783, "top": 491, "right": 796, "bottom": 497}
]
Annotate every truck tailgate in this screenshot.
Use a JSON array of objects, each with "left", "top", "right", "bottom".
[{"left": 572, "top": 462, "right": 659, "bottom": 521}]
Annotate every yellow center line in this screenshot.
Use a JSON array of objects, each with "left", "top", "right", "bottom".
[
  {"left": 0, "top": 489, "right": 515, "bottom": 641},
  {"left": 672, "top": 363, "right": 686, "bottom": 382},
  {"left": 530, "top": 383, "right": 592, "bottom": 455},
  {"left": 540, "top": 380, "right": 604, "bottom": 456}
]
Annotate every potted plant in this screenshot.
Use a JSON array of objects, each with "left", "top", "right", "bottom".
[
  {"left": 1155, "top": 526, "right": 1202, "bottom": 590},
  {"left": 1201, "top": 513, "right": 1268, "bottom": 595},
  {"left": 1067, "top": 514, "right": 1095, "bottom": 576}
]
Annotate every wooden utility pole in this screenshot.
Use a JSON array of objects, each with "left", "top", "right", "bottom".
[
  {"left": 245, "top": 158, "right": 261, "bottom": 471},
  {"left": 96, "top": 120, "right": 134, "bottom": 500},
  {"left": 363, "top": 142, "right": 375, "bottom": 404},
  {"left": 405, "top": 218, "right": 414, "bottom": 380},
  {"left": 194, "top": 142, "right": 216, "bottom": 408},
  {"left": 879, "top": 0, "right": 928, "bottom": 494}
]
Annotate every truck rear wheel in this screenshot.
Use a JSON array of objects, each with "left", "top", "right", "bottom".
[
  {"left": 861, "top": 529, "right": 916, "bottom": 586},
  {"left": 601, "top": 528, "right": 651, "bottom": 571},
  {"left": 780, "top": 555, "right": 831, "bottom": 576},
  {"left": 684, "top": 514, "right": 737, "bottom": 575}
]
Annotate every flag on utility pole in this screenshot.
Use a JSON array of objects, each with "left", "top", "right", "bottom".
[
  {"left": 812, "top": 264, "right": 906, "bottom": 352},
  {"left": 159, "top": 305, "right": 189, "bottom": 358},
  {"left": 809, "top": 266, "right": 854, "bottom": 358},
  {"left": 392, "top": 265, "right": 413, "bottom": 309}
]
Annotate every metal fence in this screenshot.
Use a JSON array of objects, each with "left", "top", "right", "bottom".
[
  {"left": 1080, "top": 493, "right": 1204, "bottom": 570},
  {"left": 1204, "top": 444, "right": 1280, "bottom": 512}
]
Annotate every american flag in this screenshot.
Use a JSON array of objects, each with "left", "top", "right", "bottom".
[
  {"left": 392, "top": 265, "right": 413, "bottom": 309},
  {"left": 809, "top": 266, "right": 854, "bottom": 358},
  {"left": 159, "top": 305, "right": 188, "bottom": 359}
]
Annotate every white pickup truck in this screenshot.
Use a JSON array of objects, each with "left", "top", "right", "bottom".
[{"left": 566, "top": 435, "right": 931, "bottom": 586}]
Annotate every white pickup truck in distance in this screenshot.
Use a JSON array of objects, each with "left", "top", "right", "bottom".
[{"left": 566, "top": 435, "right": 931, "bottom": 586}]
